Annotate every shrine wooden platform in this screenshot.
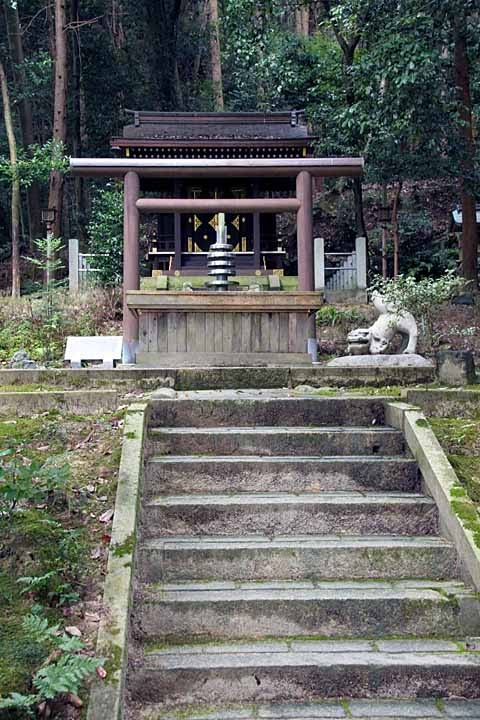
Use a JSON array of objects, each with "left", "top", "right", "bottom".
[{"left": 126, "top": 291, "right": 322, "bottom": 366}]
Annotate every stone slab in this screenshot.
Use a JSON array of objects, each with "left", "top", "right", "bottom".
[
  {"left": 137, "top": 699, "right": 480, "bottom": 720},
  {"left": 405, "top": 388, "right": 480, "bottom": 419},
  {"left": 144, "top": 455, "right": 420, "bottom": 496},
  {"left": 385, "top": 402, "right": 480, "bottom": 593},
  {"left": 143, "top": 491, "right": 437, "bottom": 539},
  {"left": 0, "top": 364, "right": 435, "bottom": 391},
  {"left": 130, "top": 644, "right": 480, "bottom": 705},
  {"left": 0, "top": 389, "right": 119, "bottom": 416},
  {"left": 148, "top": 395, "right": 387, "bottom": 428},
  {"left": 149, "top": 426, "right": 406, "bottom": 457},
  {"left": 136, "top": 580, "right": 478, "bottom": 641},
  {"left": 327, "top": 354, "right": 434, "bottom": 368},
  {"left": 87, "top": 403, "right": 148, "bottom": 720},
  {"left": 65, "top": 335, "right": 123, "bottom": 368},
  {"left": 138, "top": 534, "right": 457, "bottom": 583}
]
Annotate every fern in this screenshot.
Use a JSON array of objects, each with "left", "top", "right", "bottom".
[
  {"left": 0, "top": 615, "right": 103, "bottom": 711},
  {"left": 22, "top": 613, "right": 60, "bottom": 643},
  {"left": 0, "top": 691, "right": 38, "bottom": 713},
  {"left": 34, "top": 654, "right": 101, "bottom": 699}
]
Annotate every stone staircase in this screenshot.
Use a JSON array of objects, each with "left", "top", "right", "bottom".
[{"left": 125, "top": 392, "right": 480, "bottom": 719}]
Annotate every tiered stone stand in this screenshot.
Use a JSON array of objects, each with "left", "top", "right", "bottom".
[{"left": 126, "top": 291, "right": 322, "bottom": 366}]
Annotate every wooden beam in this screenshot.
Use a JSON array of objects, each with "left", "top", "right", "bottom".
[
  {"left": 136, "top": 198, "right": 301, "bottom": 213},
  {"left": 70, "top": 157, "right": 364, "bottom": 179}
]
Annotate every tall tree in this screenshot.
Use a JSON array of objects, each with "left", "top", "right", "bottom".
[
  {"left": 319, "top": 0, "right": 370, "bottom": 238},
  {"left": 452, "top": 7, "right": 478, "bottom": 287},
  {"left": 0, "top": 60, "right": 21, "bottom": 297},
  {"left": 4, "top": 0, "right": 42, "bottom": 247},
  {"left": 295, "top": 5, "right": 310, "bottom": 36},
  {"left": 208, "top": 0, "right": 224, "bottom": 111},
  {"left": 48, "top": 0, "right": 68, "bottom": 239}
]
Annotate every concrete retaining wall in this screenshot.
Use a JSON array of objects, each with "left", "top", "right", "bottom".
[
  {"left": 0, "top": 390, "right": 119, "bottom": 416},
  {"left": 0, "top": 363, "right": 436, "bottom": 391}
]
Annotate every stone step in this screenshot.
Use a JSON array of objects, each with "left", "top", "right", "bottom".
[
  {"left": 144, "top": 455, "right": 420, "bottom": 495},
  {"left": 135, "top": 580, "right": 480, "bottom": 642},
  {"left": 138, "top": 535, "right": 458, "bottom": 584},
  {"left": 148, "top": 426, "right": 405, "bottom": 457},
  {"left": 149, "top": 395, "right": 387, "bottom": 429},
  {"left": 142, "top": 492, "right": 438, "bottom": 539},
  {"left": 128, "top": 639, "right": 480, "bottom": 705},
  {"left": 136, "top": 699, "right": 480, "bottom": 720}
]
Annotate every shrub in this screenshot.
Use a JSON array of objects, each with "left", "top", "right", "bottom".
[
  {"left": 87, "top": 185, "right": 124, "bottom": 286},
  {"left": 0, "top": 288, "right": 122, "bottom": 364},
  {"left": 370, "top": 270, "right": 465, "bottom": 351}
]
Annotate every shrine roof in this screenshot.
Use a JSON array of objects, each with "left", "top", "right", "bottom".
[{"left": 116, "top": 110, "right": 312, "bottom": 143}]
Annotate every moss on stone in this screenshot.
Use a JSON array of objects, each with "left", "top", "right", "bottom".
[
  {"left": 111, "top": 533, "right": 136, "bottom": 558},
  {"left": 101, "top": 640, "right": 123, "bottom": 682},
  {"left": 449, "top": 455, "right": 480, "bottom": 503},
  {"left": 450, "top": 500, "right": 480, "bottom": 548},
  {"left": 416, "top": 418, "right": 430, "bottom": 428}
]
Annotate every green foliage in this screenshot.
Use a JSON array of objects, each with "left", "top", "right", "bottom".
[
  {"left": 0, "top": 450, "right": 70, "bottom": 517},
  {"left": 316, "top": 305, "right": 363, "bottom": 327},
  {"left": 0, "top": 614, "right": 102, "bottom": 712},
  {"left": 370, "top": 270, "right": 465, "bottom": 350},
  {"left": 87, "top": 185, "right": 125, "bottom": 286},
  {"left": 0, "top": 288, "right": 122, "bottom": 363},
  {"left": 25, "top": 235, "right": 66, "bottom": 361},
  {"left": 0, "top": 140, "right": 68, "bottom": 188}
]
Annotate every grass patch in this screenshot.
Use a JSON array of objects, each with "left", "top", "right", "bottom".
[
  {"left": 0, "top": 408, "right": 123, "bottom": 708},
  {"left": 428, "top": 414, "right": 480, "bottom": 508},
  {"left": 0, "top": 384, "right": 62, "bottom": 393}
]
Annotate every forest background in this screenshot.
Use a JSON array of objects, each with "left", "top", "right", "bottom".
[{"left": 0, "top": 0, "right": 479, "bottom": 296}]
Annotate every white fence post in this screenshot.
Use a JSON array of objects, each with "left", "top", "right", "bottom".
[
  {"left": 314, "top": 237, "right": 325, "bottom": 291},
  {"left": 69, "top": 238, "right": 79, "bottom": 294},
  {"left": 355, "top": 236, "right": 367, "bottom": 290}
]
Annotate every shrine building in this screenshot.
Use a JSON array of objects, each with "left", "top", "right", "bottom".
[
  {"left": 70, "top": 112, "right": 363, "bottom": 363},
  {"left": 110, "top": 110, "right": 315, "bottom": 277}
]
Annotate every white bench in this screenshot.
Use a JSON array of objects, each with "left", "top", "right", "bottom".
[{"left": 65, "top": 336, "right": 123, "bottom": 369}]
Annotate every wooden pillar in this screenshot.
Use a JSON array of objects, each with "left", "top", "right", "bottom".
[
  {"left": 252, "top": 182, "right": 261, "bottom": 272},
  {"left": 173, "top": 180, "right": 182, "bottom": 271},
  {"left": 296, "top": 171, "right": 314, "bottom": 291},
  {"left": 123, "top": 171, "right": 140, "bottom": 363},
  {"left": 297, "top": 170, "right": 316, "bottom": 343}
]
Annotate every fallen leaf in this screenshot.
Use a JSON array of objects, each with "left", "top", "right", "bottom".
[
  {"left": 98, "top": 466, "right": 110, "bottom": 477},
  {"left": 66, "top": 693, "right": 83, "bottom": 708},
  {"left": 101, "top": 533, "right": 111, "bottom": 544},
  {"left": 85, "top": 612, "right": 100, "bottom": 622},
  {"left": 99, "top": 508, "right": 114, "bottom": 523},
  {"left": 90, "top": 547, "right": 102, "bottom": 559},
  {"left": 86, "top": 484, "right": 96, "bottom": 493},
  {"left": 96, "top": 666, "right": 107, "bottom": 679},
  {"left": 65, "top": 625, "right": 82, "bottom": 637}
]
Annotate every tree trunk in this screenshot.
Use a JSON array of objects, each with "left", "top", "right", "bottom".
[
  {"left": 381, "top": 183, "right": 388, "bottom": 278},
  {"left": 295, "top": 6, "right": 309, "bottom": 36},
  {"left": 352, "top": 177, "right": 367, "bottom": 239},
  {"left": 453, "top": 12, "right": 478, "bottom": 287},
  {"left": 0, "top": 61, "right": 21, "bottom": 298},
  {"left": 4, "top": 2, "right": 42, "bottom": 248},
  {"left": 192, "top": 0, "right": 208, "bottom": 88},
  {"left": 48, "top": 0, "right": 68, "bottom": 240},
  {"left": 208, "top": 0, "right": 224, "bottom": 111},
  {"left": 391, "top": 181, "right": 403, "bottom": 278}
]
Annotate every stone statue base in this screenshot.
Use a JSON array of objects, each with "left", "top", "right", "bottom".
[{"left": 327, "top": 354, "right": 433, "bottom": 369}]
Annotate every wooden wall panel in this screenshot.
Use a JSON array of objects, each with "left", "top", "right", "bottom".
[{"left": 138, "top": 308, "right": 310, "bottom": 356}]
